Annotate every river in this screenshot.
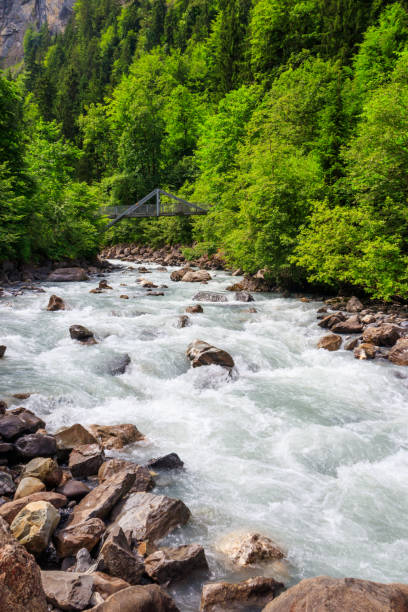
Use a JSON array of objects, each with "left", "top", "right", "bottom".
[{"left": 1, "top": 262, "right": 408, "bottom": 610}]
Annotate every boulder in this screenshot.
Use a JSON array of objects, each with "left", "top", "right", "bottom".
[
  {"left": 147, "top": 453, "right": 184, "bottom": 470},
  {"left": 331, "top": 315, "right": 363, "bottom": 334},
  {"left": 14, "top": 476, "right": 45, "bottom": 500},
  {"left": 69, "top": 325, "right": 97, "bottom": 345},
  {"left": 200, "top": 577, "right": 284, "bottom": 611},
  {"left": 69, "top": 444, "right": 105, "bottom": 478},
  {"left": 11, "top": 500, "right": 60, "bottom": 553},
  {"left": 70, "top": 470, "right": 136, "bottom": 526},
  {"left": 0, "top": 491, "right": 67, "bottom": 524},
  {"left": 110, "top": 492, "right": 191, "bottom": 544},
  {"left": 89, "top": 584, "right": 180, "bottom": 612},
  {"left": 217, "top": 532, "right": 284, "bottom": 567},
  {"left": 54, "top": 517, "right": 106, "bottom": 557},
  {"left": 107, "top": 354, "right": 131, "bottom": 376},
  {"left": 389, "top": 338, "right": 408, "bottom": 366},
  {"left": 0, "top": 471, "right": 16, "bottom": 496},
  {"left": 96, "top": 526, "right": 145, "bottom": 585},
  {"left": 346, "top": 296, "right": 364, "bottom": 313},
  {"left": 0, "top": 345, "right": 6, "bottom": 358},
  {"left": 48, "top": 268, "right": 89, "bottom": 282},
  {"left": 41, "top": 571, "right": 93, "bottom": 611},
  {"left": 317, "top": 334, "right": 342, "bottom": 352},
  {"left": 145, "top": 544, "right": 208, "bottom": 584},
  {"left": 0, "top": 408, "right": 45, "bottom": 440},
  {"left": 186, "top": 339, "right": 234, "bottom": 370},
  {"left": 318, "top": 313, "right": 345, "bottom": 330},
  {"left": 181, "top": 270, "right": 212, "bottom": 282},
  {"left": 47, "top": 295, "right": 66, "bottom": 311},
  {"left": 98, "top": 459, "right": 154, "bottom": 491},
  {"left": 235, "top": 291, "right": 254, "bottom": 302},
  {"left": 261, "top": 576, "right": 408, "bottom": 612},
  {"left": 55, "top": 424, "right": 97, "bottom": 452},
  {"left": 92, "top": 571, "right": 130, "bottom": 600},
  {"left": 15, "top": 433, "right": 57, "bottom": 459},
  {"left": 87, "top": 424, "right": 144, "bottom": 450},
  {"left": 177, "top": 315, "right": 190, "bottom": 328},
  {"left": 57, "top": 479, "right": 91, "bottom": 501},
  {"left": 186, "top": 305, "right": 203, "bottom": 314},
  {"left": 362, "top": 324, "right": 401, "bottom": 347},
  {"left": 170, "top": 268, "right": 191, "bottom": 282},
  {"left": 0, "top": 515, "right": 48, "bottom": 611},
  {"left": 23, "top": 457, "right": 62, "bottom": 488},
  {"left": 193, "top": 291, "right": 228, "bottom": 303},
  {"left": 354, "top": 343, "right": 376, "bottom": 360}
]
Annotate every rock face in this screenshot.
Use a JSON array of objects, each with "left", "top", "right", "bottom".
[
  {"left": 54, "top": 517, "right": 105, "bottom": 557},
  {"left": 145, "top": 544, "right": 208, "bottom": 584},
  {"left": 41, "top": 571, "right": 94, "bottom": 611},
  {"left": 48, "top": 267, "right": 89, "bottom": 282},
  {"left": 186, "top": 339, "right": 235, "bottom": 370},
  {"left": 11, "top": 500, "right": 60, "bottom": 553},
  {"left": 110, "top": 492, "right": 191, "bottom": 544},
  {"left": 88, "top": 424, "right": 144, "bottom": 450},
  {"left": 261, "top": 576, "right": 408, "bottom": 612},
  {"left": 317, "top": 334, "right": 342, "bottom": 352},
  {"left": 389, "top": 338, "right": 408, "bottom": 366},
  {"left": 90, "top": 584, "right": 180, "bottom": 612},
  {"left": 47, "top": 294, "right": 66, "bottom": 311},
  {"left": 96, "top": 526, "right": 145, "bottom": 585},
  {"left": 218, "top": 532, "right": 284, "bottom": 567},
  {"left": 0, "top": 0, "right": 75, "bottom": 68},
  {"left": 0, "top": 515, "right": 48, "bottom": 611},
  {"left": 200, "top": 577, "right": 283, "bottom": 611}
]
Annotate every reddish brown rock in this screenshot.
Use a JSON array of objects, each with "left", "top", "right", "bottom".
[
  {"left": 261, "top": 576, "right": 408, "bottom": 612},
  {"left": 55, "top": 424, "right": 97, "bottom": 452},
  {"left": 54, "top": 517, "right": 106, "bottom": 557},
  {"left": 200, "top": 577, "right": 283, "bottom": 611},
  {"left": 389, "top": 338, "right": 408, "bottom": 366},
  {"left": 145, "top": 544, "right": 208, "bottom": 584},
  {"left": 186, "top": 339, "right": 234, "bottom": 370},
  {"left": 89, "top": 584, "right": 180, "bottom": 611},
  {"left": 69, "top": 444, "right": 105, "bottom": 478},
  {"left": 0, "top": 515, "right": 48, "bottom": 611},
  {"left": 354, "top": 343, "right": 376, "bottom": 360},
  {"left": 317, "top": 334, "right": 342, "bottom": 352},
  {"left": 0, "top": 491, "right": 67, "bottom": 524},
  {"left": 98, "top": 459, "right": 154, "bottom": 491},
  {"left": 87, "top": 424, "right": 144, "bottom": 450},
  {"left": 363, "top": 324, "right": 401, "bottom": 347},
  {"left": 331, "top": 315, "right": 363, "bottom": 334},
  {"left": 47, "top": 295, "right": 66, "bottom": 311},
  {"left": 96, "top": 526, "right": 145, "bottom": 585},
  {"left": 186, "top": 305, "right": 203, "bottom": 314},
  {"left": 318, "top": 313, "right": 345, "bottom": 329}
]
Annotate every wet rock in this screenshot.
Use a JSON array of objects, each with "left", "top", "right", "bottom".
[
  {"left": 193, "top": 291, "right": 228, "bottom": 303},
  {"left": 98, "top": 459, "right": 154, "bottom": 491},
  {"left": 107, "top": 354, "right": 131, "bottom": 376},
  {"left": 218, "top": 532, "right": 284, "bottom": 567},
  {"left": 57, "top": 479, "right": 91, "bottom": 501},
  {"left": 140, "top": 279, "right": 158, "bottom": 288},
  {"left": 41, "top": 571, "right": 93, "bottom": 611},
  {"left": 69, "top": 444, "right": 105, "bottom": 478},
  {"left": 200, "top": 577, "right": 284, "bottom": 611},
  {"left": 70, "top": 470, "right": 136, "bottom": 526},
  {"left": 362, "top": 324, "right": 401, "bottom": 347},
  {"left": 15, "top": 433, "right": 57, "bottom": 459},
  {"left": 92, "top": 571, "right": 130, "bottom": 600},
  {"left": 244, "top": 307, "right": 257, "bottom": 313},
  {"left": 14, "top": 476, "right": 46, "bottom": 499},
  {"left": 0, "top": 400, "right": 7, "bottom": 413},
  {"left": 55, "top": 424, "right": 98, "bottom": 453},
  {"left": 88, "top": 424, "right": 144, "bottom": 450},
  {"left": 261, "top": 576, "right": 408, "bottom": 612},
  {"left": 89, "top": 584, "right": 180, "bottom": 612},
  {"left": 318, "top": 313, "right": 346, "bottom": 329},
  {"left": 147, "top": 453, "right": 184, "bottom": 470},
  {"left": 182, "top": 270, "right": 212, "bottom": 282},
  {"left": 186, "top": 305, "right": 203, "bottom": 314},
  {"left": 23, "top": 457, "right": 62, "bottom": 488},
  {"left": 354, "top": 343, "right": 376, "bottom": 360},
  {"left": 331, "top": 315, "right": 363, "bottom": 334},
  {"left": 346, "top": 296, "right": 364, "bottom": 313},
  {"left": 235, "top": 291, "right": 254, "bottom": 302},
  {"left": 47, "top": 295, "right": 66, "bottom": 311},
  {"left": 146, "top": 291, "right": 164, "bottom": 296},
  {"left": 69, "top": 325, "right": 97, "bottom": 345},
  {"left": 54, "top": 518, "right": 105, "bottom": 557},
  {"left": 12, "top": 392, "right": 31, "bottom": 399},
  {"left": 110, "top": 492, "right": 191, "bottom": 544},
  {"left": 317, "top": 334, "right": 342, "bottom": 352},
  {"left": 0, "top": 515, "right": 48, "bottom": 611},
  {"left": 48, "top": 268, "right": 89, "bottom": 282},
  {"left": 11, "top": 500, "right": 60, "bottom": 553},
  {"left": 96, "top": 525, "right": 145, "bottom": 585},
  {"left": 0, "top": 471, "right": 16, "bottom": 496},
  {"left": 186, "top": 339, "right": 234, "bottom": 370},
  {"left": 0, "top": 491, "right": 67, "bottom": 524},
  {"left": 0, "top": 345, "right": 6, "bottom": 358},
  {"left": 389, "top": 338, "right": 408, "bottom": 366},
  {"left": 344, "top": 337, "right": 360, "bottom": 351},
  {"left": 120, "top": 294, "right": 129, "bottom": 299},
  {"left": 177, "top": 315, "right": 190, "bottom": 328},
  {"left": 99, "top": 280, "right": 112, "bottom": 290},
  {"left": 0, "top": 407, "right": 45, "bottom": 440},
  {"left": 145, "top": 544, "right": 208, "bottom": 584},
  {"left": 170, "top": 267, "right": 191, "bottom": 282}
]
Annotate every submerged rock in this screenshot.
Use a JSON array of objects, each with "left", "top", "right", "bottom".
[
  {"left": 107, "top": 353, "right": 131, "bottom": 376},
  {"left": 200, "top": 576, "right": 283, "bottom": 612},
  {"left": 186, "top": 339, "right": 235, "bottom": 370},
  {"left": 47, "top": 295, "right": 66, "bottom": 311}
]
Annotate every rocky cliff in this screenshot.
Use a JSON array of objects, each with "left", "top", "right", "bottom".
[{"left": 0, "top": 0, "right": 75, "bottom": 68}]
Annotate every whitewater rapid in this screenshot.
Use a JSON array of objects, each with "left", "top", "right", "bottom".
[{"left": 1, "top": 262, "right": 408, "bottom": 610}]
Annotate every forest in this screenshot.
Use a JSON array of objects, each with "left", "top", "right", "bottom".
[{"left": 2, "top": 0, "right": 408, "bottom": 300}]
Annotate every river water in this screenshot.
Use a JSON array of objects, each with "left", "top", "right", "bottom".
[{"left": 1, "top": 262, "right": 408, "bottom": 610}]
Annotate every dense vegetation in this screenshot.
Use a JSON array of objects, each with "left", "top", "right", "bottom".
[{"left": 2, "top": 0, "right": 408, "bottom": 299}]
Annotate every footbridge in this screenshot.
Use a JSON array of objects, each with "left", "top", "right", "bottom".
[{"left": 101, "top": 188, "right": 208, "bottom": 230}]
